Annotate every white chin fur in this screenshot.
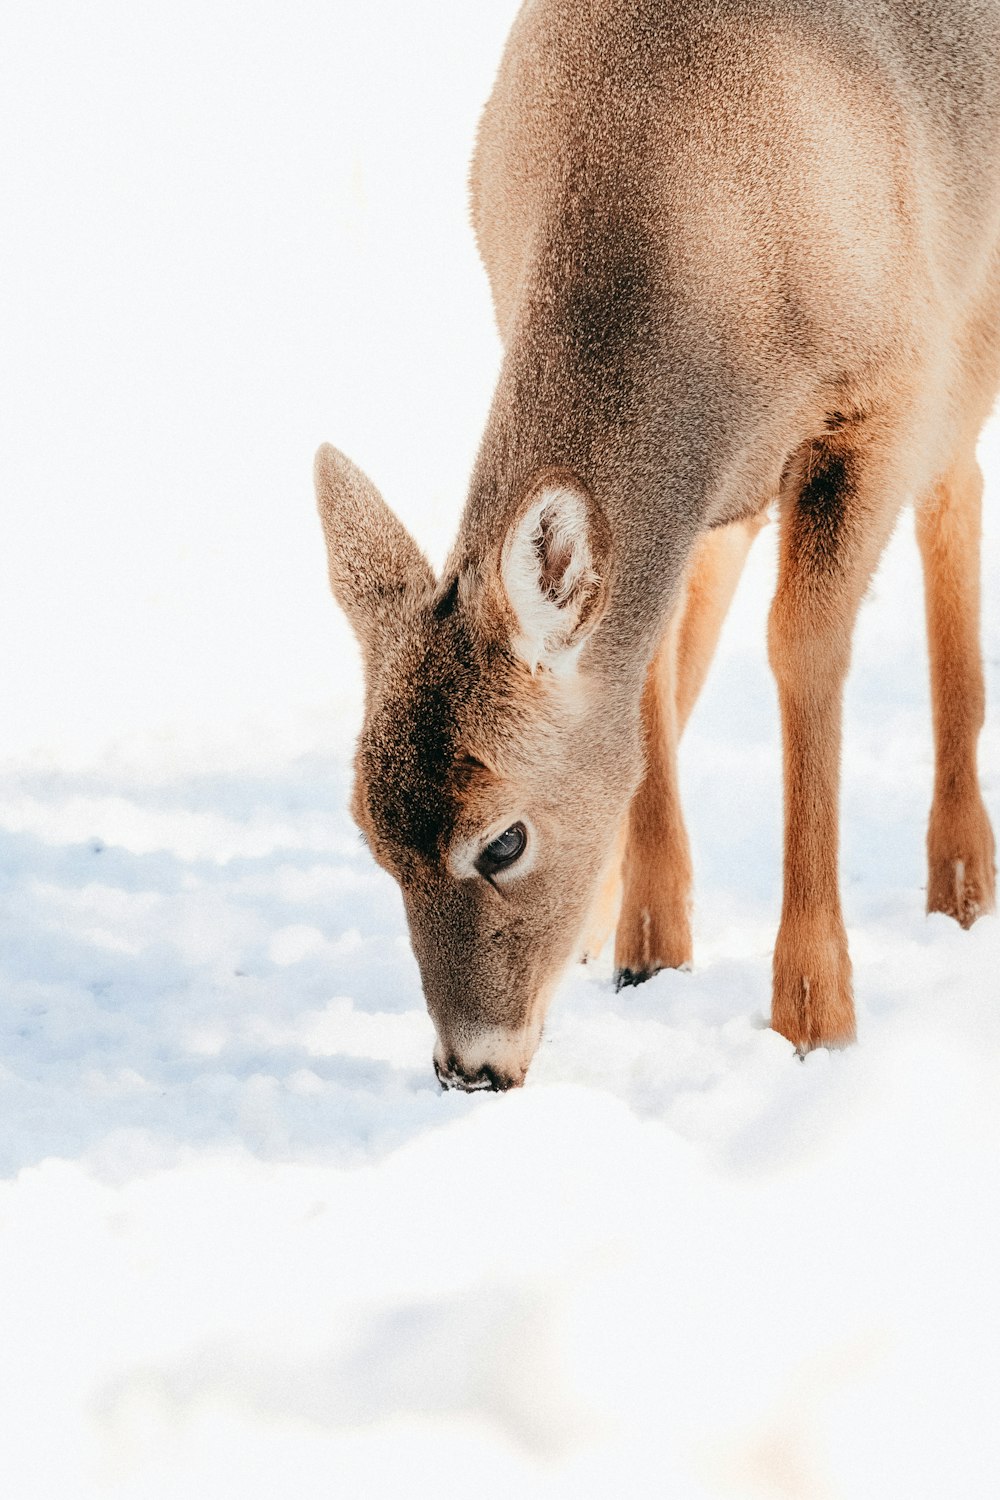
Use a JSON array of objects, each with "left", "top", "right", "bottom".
[{"left": 433, "top": 1017, "right": 544, "bottom": 1085}]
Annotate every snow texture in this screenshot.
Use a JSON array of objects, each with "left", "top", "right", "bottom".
[{"left": 2, "top": 2, "right": 999, "bottom": 1496}]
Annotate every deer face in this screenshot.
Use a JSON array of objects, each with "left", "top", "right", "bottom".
[{"left": 315, "top": 445, "right": 636, "bottom": 1090}]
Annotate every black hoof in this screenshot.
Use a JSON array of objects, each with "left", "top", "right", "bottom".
[{"left": 614, "top": 965, "right": 661, "bottom": 992}]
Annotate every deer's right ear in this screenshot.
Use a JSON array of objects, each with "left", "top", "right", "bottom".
[
  {"left": 498, "top": 471, "right": 612, "bottom": 673},
  {"left": 314, "top": 444, "right": 434, "bottom": 667}
]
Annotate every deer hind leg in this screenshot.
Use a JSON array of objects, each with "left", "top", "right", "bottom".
[
  {"left": 612, "top": 517, "right": 762, "bottom": 986},
  {"left": 768, "top": 438, "right": 905, "bottom": 1053},
  {"left": 915, "top": 453, "right": 996, "bottom": 926}
]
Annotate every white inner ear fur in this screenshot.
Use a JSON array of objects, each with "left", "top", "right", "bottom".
[{"left": 500, "top": 485, "right": 600, "bottom": 672}]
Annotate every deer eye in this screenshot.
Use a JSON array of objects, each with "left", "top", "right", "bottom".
[{"left": 478, "top": 822, "right": 527, "bottom": 874}]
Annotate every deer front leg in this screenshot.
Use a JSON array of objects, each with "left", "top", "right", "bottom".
[
  {"left": 615, "top": 606, "right": 694, "bottom": 986},
  {"left": 768, "top": 444, "right": 900, "bottom": 1052},
  {"left": 614, "top": 518, "right": 762, "bottom": 986},
  {"left": 915, "top": 454, "right": 996, "bottom": 927},
  {"left": 674, "top": 513, "right": 768, "bottom": 732},
  {"left": 579, "top": 819, "right": 626, "bottom": 963}
]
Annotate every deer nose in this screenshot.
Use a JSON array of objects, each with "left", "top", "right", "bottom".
[{"left": 433, "top": 1054, "right": 521, "bottom": 1093}]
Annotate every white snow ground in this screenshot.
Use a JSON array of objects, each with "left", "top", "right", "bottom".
[{"left": 2, "top": 3, "right": 999, "bottom": 1496}]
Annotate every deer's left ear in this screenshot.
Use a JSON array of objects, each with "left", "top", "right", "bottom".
[
  {"left": 314, "top": 444, "right": 434, "bottom": 673},
  {"left": 498, "top": 472, "right": 612, "bottom": 671}
]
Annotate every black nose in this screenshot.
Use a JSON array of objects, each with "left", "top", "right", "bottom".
[{"left": 433, "top": 1056, "right": 516, "bottom": 1093}]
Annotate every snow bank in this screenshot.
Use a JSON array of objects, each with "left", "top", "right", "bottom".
[
  {"left": 2, "top": 1025, "right": 999, "bottom": 1498},
  {"left": 2, "top": 676, "right": 998, "bottom": 1495},
  {"left": 2, "top": 0, "right": 999, "bottom": 1494}
]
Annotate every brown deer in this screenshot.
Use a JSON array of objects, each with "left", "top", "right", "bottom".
[{"left": 316, "top": 0, "right": 999, "bottom": 1089}]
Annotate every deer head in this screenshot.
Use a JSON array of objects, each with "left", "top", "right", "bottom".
[{"left": 315, "top": 443, "right": 639, "bottom": 1090}]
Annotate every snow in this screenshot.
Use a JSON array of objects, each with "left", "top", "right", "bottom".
[{"left": 2, "top": 2, "right": 999, "bottom": 1495}]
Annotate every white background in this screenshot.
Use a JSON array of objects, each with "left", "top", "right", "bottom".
[{"left": 1, "top": 3, "right": 999, "bottom": 1496}]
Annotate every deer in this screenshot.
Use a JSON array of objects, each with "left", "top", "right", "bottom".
[{"left": 315, "top": 0, "right": 999, "bottom": 1091}]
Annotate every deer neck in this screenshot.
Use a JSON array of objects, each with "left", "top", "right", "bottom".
[{"left": 456, "top": 224, "right": 771, "bottom": 686}]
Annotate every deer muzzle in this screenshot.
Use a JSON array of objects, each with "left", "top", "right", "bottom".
[{"left": 431, "top": 1019, "right": 542, "bottom": 1093}]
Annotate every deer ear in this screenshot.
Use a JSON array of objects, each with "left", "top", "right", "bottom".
[
  {"left": 314, "top": 444, "right": 434, "bottom": 667},
  {"left": 499, "top": 473, "right": 611, "bottom": 671}
]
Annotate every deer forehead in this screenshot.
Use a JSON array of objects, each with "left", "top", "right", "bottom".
[
  {"left": 353, "top": 579, "right": 596, "bottom": 874},
  {"left": 356, "top": 653, "right": 515, "bottom": 853}
]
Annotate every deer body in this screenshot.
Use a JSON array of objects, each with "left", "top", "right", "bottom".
[{"left": 317, "top": 0, "right": 999, "bottom": 1086}]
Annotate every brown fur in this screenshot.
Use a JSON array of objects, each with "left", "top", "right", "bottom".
[
  {"left": 580, "top": 515, "right": 764, "bottom": 968},
  {"left": 916, "top": 452, "right": 997, "bottom": 926},
  {"left": 617, "top": 583, "right": 695, "bottom": 981},
  {"left": 317, "top": 0, "right": 999, "bottom": 1083}
]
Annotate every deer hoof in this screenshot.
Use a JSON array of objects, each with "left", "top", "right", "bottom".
[
  {"left": 771, "top": 924, "right": 856, "bottom": 1053},
  {"left": 614, "top": 899, "right": 693, "bottom": 982},
  {"left": 926, "top": 796, "right": 996, "bottom": 929},
  {"left": 927, "top": 857, "right": 995, "bottom": 928},
  {"left": 926, "top": 805, "right": 996, "bottom": 929},
  {"left": 614, "top": 964, "right": 662, "bottom": 991}
]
